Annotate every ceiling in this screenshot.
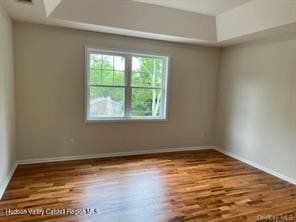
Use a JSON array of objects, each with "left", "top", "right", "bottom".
[
  {"left": 0, "top": 0, "right": 46, "bottom": 19},
  {"left": 132, "top": 0, "right": 251, "bottom": 16},
  {"left": 1, "top": 0, "right": 295, "bottom": 47}
]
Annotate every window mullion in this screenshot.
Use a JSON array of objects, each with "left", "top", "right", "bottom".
[{"left": 125, "top": 55, "right": 132, "bottom": 118}]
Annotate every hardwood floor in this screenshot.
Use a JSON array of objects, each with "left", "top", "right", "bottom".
[{"left": 0, "top": 149, "right": 296, "bottom": 222}]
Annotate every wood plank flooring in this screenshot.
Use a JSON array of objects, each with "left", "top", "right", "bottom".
[{"left": 0, "top": 149, "right": 296, "bottom": 221}]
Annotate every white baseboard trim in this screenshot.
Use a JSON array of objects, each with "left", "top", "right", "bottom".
[
  {"left": 0, "top": 146, "right": 212, "bottom": 199},
  {"left": 213, "top": 146, "right": 296, "bottom": 185},
  {"left": 3, "top": 146, "right": 295, "bottom": 200},
  {"left": 0, "top": 163, "right": 18, "bottom": 200},
  {"left": 16, "top": 145, "right": 214, "bottom": 165}
]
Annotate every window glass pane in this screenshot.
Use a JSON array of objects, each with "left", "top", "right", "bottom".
[
  {"left": 102, "top": 55, "right": 113, "bottom": 70},
  {"left": 90, "top": 68, "right": 102, "bottom": 85},
  {"left": 90, "top": 54, "right": 102, "bottom": 68},
  {"left": 114, "top": 56, "right": 125, "bottom": 71},
  {"left": 90, "top": 54, "right": 102, "bottom": 85},
  {"left": 101, "top": 69, "right": 114, "bottom": 85},
  {"left": 89, "top": 86, "right": 125, "bottom": 118},
  {"left": 89, "top": 53, "right": 125, "bottom": 86},
  {"left": 114, "top": 71, "right": 125, "bottom": 85},
  {"left": 132, "top": 56, "right": 163, "bottom": 87},
  {"left": 131, "top": 88, "right": 162, "bottom": 117}
]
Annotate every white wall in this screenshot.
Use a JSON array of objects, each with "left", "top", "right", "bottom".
[
  {"left": 0, "top": 5, "right": 15, "bottom": 190},
  {"left": 14, "top": 22, "right": 220, "bottom": 160},
  {"left": 216, "top": 0, "right": 296, "bottom": 42},
  {"left": 215, "top": 34, "right": 296, "bottom": 181}
]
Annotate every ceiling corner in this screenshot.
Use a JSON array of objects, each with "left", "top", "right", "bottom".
[{"left": 43, "top": 0, "right": 62, "bottom": 17}]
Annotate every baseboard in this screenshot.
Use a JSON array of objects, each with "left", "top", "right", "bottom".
[
  {"left": 0, "top": 146, "right": 212, "bottom": 199},
  {"left": 213, "top": 146, "right": 296, "bottom": 185},
  {"left": 0, "top": 163, "right": 17, "bottom": 200},
  {"left": 5, "top": 146, "right": 295, "bottom": 200},
  {"left": 16, "top": 145, "right": 214, "bottom": 165}
]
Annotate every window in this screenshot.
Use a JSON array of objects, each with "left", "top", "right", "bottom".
[{"left": 85, "top": 47, "right": 169, "bottom": 121}]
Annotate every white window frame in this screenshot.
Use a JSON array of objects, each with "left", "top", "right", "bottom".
[{"left": 85, "top": 46, "right": 169, "bottom": 122}]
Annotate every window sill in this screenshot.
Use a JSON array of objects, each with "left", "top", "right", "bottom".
[{"left": 85, "top": 117, "right": 168, "bottom": 123}]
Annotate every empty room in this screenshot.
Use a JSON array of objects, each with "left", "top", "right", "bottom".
[{"left": 0, "top": 0, "right": 296, "bottom": 221}]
